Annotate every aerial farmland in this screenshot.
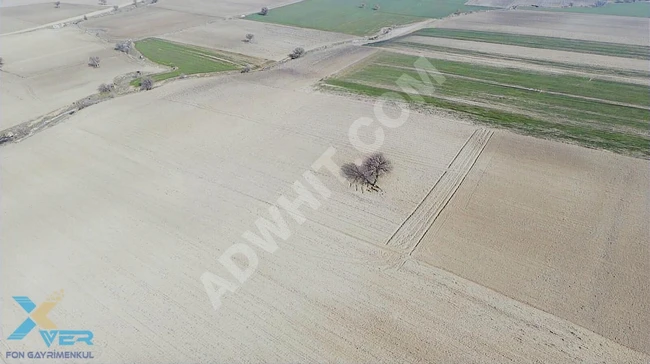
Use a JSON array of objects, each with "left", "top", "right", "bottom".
[{"left": 1, "top": 0, "right": 648, "bottom": 363}]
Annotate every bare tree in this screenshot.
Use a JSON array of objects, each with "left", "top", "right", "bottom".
[
  {"left": 115, "top": 40, "right": 132, "bottom": 53},
  {"left": 99, "top": 0, "right": 107, "bottom": 5},
  {"left": 359, "top": 2, "right": 366, "bottom": 8},
  {"left": 259, "top": 7, "right": 269, "bottom": 15},
  {"left": 83, "top": 15, "right": 88, "bottom": 20},
  {"left": 341, "top": 163, "right": 369, "bottom": 190},
  {"left": 372, "top": 4, "right": 380, "bottom": 10},
  {"left": 0, "top": 57, "right": 4, "bottom": 69},
  {"left": 362, "top": 153, "right": 392, "bottom": 186},
  {"left": 55, "top": 1, "right": 61, "bottom": 8},
  {"left": 341, "top": 153, "right": 392, "bottom": 193},
  {"left": 244, "top": 33, "right": 254, "bottom": 43},
  {"left": 88, "top": 56, "right": 101, "bottom": 68},
  {"left": 98, "top": 83, "right": 114, "bottom": 93},
  {"left": 241, "top": 65, "right": 251, "bottom": 73},
  {"left": 289, "top": 47, "right": 305, "bottom": 59},
  {"left": 140, "top": 77, "right": 154, "bottom": 91},
  {"left": 133, "top": 0, "right": 138, "bottom": 6},
  {"left": 113, "top": 5, "right": 119, "bottom": 11}
]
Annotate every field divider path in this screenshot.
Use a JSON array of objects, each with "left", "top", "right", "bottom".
[{"left": 385, "top": 128, "right": 493, "bottom": 252}]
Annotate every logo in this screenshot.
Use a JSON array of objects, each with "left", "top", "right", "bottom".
[{"left": 8, "top": 290, "right": 93, "bottom": 348}]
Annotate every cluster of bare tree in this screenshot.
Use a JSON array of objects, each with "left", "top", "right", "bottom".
[
  {"left": 259, "top": 7, "right": 269, "bottom": 15},
  {"left": 88, "top": 56, "right": 101, "bottom": 68},
  {"left": 289, "top": 47, "right": 305, "bottom": 59},
  {"left": 341, "top": 153, "right": 392, "bottom": 193}
]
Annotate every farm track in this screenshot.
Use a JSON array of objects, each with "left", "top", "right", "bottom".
[{"left": 385, "top": 128, "right": 493, "bottom": 252}]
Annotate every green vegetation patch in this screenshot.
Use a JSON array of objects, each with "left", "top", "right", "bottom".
[
  {"left": 413, "top": 28, "right": 650, "bottom": 59},
  {"left": 523, "top": 2, "right": 650, "bottom": 17},
  {"left": 369, "top": 52, "right": 650, "bottom": 106},
  {"left": 325, "top": 80, "right": 649, "bottom": 156},
  {"left": 324, "top": 52, "right": 650, "bottom": 157},
  {"left": 371, "top": 40, "right": 650, "bottom": 79},
  {"left": 247, "top": 0, "right": 490, "bottom": 36},
  {"left": 133, "top": 38, "right": 251, "bottom": 85}
]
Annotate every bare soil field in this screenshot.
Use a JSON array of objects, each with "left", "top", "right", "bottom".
[
  {"left": 80, "top": 6, "right": 214, "bottom": 41},
  {"left": 153, "top": 0, "right": 304, "bottom": 17},
  {"left": 435, "top": 10, "right": 650, "bottom": 46},
  {"left": 0, "top": 3, "right": 102, "bottom": 34},
  {"left": 2, "top": 47, "right": 647, "bottom": 363},
  {"left": 2, "top": 2, "right": 648, "bottom": 361},
  {"left": 416, "top": 131, "right": 650, "bottom": 354},
  {"left": 0, "top": 0, "right": 106, "bottom": 6},
  {"left": 0, "top": 27, "right": 163, "bottom": 129},
  {"left": 465, "top": 0, "right": 596, "bottom": 8},
  {"left": 403, "top": 35, "right": 649, "bottom": 71},
  {"left": 161, "top": 19, "right": 355, "bottom": 61}
]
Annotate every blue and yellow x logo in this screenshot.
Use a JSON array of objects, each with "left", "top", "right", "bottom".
[{"left": 8, "top": 290, "right": 64, "bottom": 340}]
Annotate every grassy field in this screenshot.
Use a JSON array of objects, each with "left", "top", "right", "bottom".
[
  {"left": 368, "top": 53, "right": 649, "bottom": 105},
  {"left": 372, "top": 40, "right": 650, "bottom": 79},
  {"left": 413, "top": 28, "right": 650, "bottom": 59},
  {"left": 247, "top": 0, "right": 490, "bottom": 36},
  {"left": 524, "top": 2, "right": 650, "bottom": 17},
  {"left": 324, "top": 52, "right": 650, "bottom": 157},
  {"left": 134, "top": 38, "right": 254, "bottom": 85}
]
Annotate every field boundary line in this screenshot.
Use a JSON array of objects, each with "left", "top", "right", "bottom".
[
  {"left": 382, "top": 128, "right": 477, "bottom": 248},
  {"left": 384, "top": 128, "right": 493, "bottom": 252},
  {"left": 382, "top": 129, "right": 477, "bottom": 248}
]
